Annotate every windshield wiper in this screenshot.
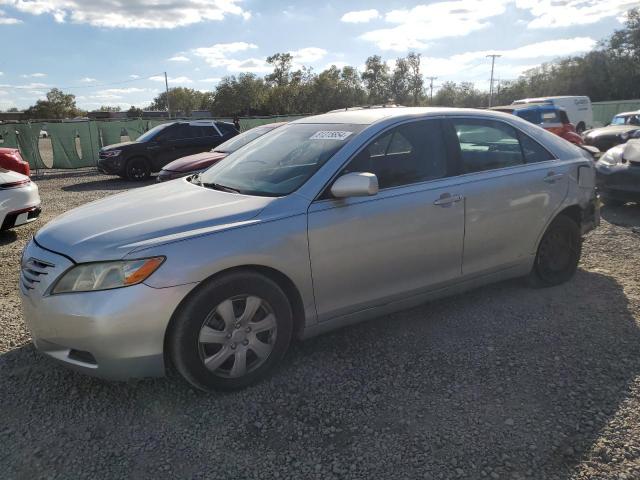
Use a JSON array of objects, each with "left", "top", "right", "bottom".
[{"left": 202, "top": 182, "right": 241, "bottom": 194}]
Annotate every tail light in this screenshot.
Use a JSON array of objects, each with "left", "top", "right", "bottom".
[
  {"left": 0, "top": 178, "right": 30, "bottom": 189},
  {"left": 17, "top": 161, "right": 30, "bottom": 177}
]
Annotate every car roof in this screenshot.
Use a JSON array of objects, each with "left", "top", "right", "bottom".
[
  {"left": 292, "top": 106, "right": 513, "bottom": 126},
  {"left": 514, "top": 96, "right": 590, "bottom": 102},
  {"left": 614, "top": 111, "right": 640, "bottom": 117}
]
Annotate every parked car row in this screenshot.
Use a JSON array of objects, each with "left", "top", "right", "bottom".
[
  {"left": 0, "top": 148, "right": 40, "bottom": 231},
  {"left": 21, "top": 107, "right": 600, "bottom": 391},
  {"left": 97, "top": 120, "right": 239, "bottom": 181}
]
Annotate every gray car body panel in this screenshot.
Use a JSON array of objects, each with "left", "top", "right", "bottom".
[{"left": 22, "top": 107, "right": 598, "bottom": 380}]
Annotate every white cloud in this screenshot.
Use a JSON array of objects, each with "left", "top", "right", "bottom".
[
  {"left": 99, "top": 87, "right": 146, "bottom": 95},
  {"left": 80, "top": 77, "right": 97, "bottom": 82},
  {"left": 289, "top": 47, "right": 327, "bottom": 63},
  {"left": 199, "top": 77, "right": 222, "bottom": 83},
  {"left": 360, "top": 0, "right": 509, "bottom": 51},
  {"left": 129, "top": 74, "right": 140, "bottom": 79},
  {"left": 150, "top": 75, "right": 193, "bottom": 84},
  {"left": 0, "top": 0, "right": 250, "bottom": 29},
  {"left": 0, "top": 8, "right": 20, "bottom": 23},
  {"left": 341, "top": 9, "right": 380, "bottom": 23},
  {"left": 20, "top": 72, "right": 47, "bottom": 78},
  {"left": 192, "top": 41, "right": 272, "bottom": 72},
  {"left": 168, "top": 55, "right": 190, "bottom": 62},
  {"left": 516, "top": 0, "right": 638, "bottom": 29}
]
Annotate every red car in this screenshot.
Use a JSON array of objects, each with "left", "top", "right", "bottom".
[
  {"left": 0, "top": 148, "right": 30, "bottom": 176},
  {"left": 492, "top": 104, "right": 584, "bottom": 145},
  {"left": 157, "top": 122, "right": 287, "bottom": 182}
]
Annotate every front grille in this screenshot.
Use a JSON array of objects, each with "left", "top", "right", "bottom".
[{"left": 21, "top": 257, "right": 55, "bottom": 291}]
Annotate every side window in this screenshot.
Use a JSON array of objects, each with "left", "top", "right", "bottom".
[
  {"left": 161, "top": 124, "right": 191, "bottom": 140},
  {"left": 517, "top": 109, "right": 540, "bottom": 124},
  {"left": 541, "top": 111, "right": 560, "bottom": 124},
  {"left": 518, "top": 133, "right": 555, "bottom": 163},
  {"left": 196, "top": 126, "right": 220, "bottom": 138},
  {"left": 343, "top": 120, "right": 448, "bottom": 189},
  {"left": 451, "top": 119, "right": 524, "bottom": 174}
]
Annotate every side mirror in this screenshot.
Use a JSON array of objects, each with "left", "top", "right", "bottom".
[{"left": 331, "top": 172, "right": 379, "bottom": 198}]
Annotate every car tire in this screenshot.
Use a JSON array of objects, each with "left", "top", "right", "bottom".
[
  {"left": 169, "top": 271, "right": 293, "bottom": 391},
  {"left": 528, "top": 215, "right": 581, "bottom": 288},
  {"left": 126, "top": 157, "right": 151, "bottom": 181}
]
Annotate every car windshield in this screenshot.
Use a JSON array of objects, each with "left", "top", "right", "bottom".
[
  {"left": 213, "top": 125, "right": 278, "bottom": 154},
  {"left": 199, "top": 123, "right": 364, "bottom": 196},
  {"left": 611, "top": 116, "right": 628, "bottom": 125},
  {"left": 137, "top": 123, "right": 172, "bottom": 142}
]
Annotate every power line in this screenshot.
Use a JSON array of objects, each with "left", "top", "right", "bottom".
[{"left": 0, "top": 73, "right": 165, "bottom": 91}]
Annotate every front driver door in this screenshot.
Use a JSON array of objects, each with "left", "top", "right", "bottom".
[{"left": 307, "top": 119, "right": 465, "bottom": 322}]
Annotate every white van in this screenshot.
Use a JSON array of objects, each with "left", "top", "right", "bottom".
[{"left": 512, "top": 96, "right": 593, "bottom": 133}]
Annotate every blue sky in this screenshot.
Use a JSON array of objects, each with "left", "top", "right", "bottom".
[{"left": 0, "top": 0, "right": 637, "bottom": 110}]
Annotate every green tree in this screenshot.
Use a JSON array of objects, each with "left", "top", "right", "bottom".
[
  {"left": 265, "top": 53, "right": 293, "bottom": 86},
  {"left": 390, "top": 57, "right": 411, "bottom": 104},
  {"left": 361, "top": 55, "right": 390, "bottom": 104},
  {"left": 150, "top": 87, "right": 212, "bottom": 116},
  {"left": 406, "top": 52, "right": 424, "bottom": 106},
  {"left": 95, "top": 105, "right": 121, "bottom": 112},
  {"left": 24, "top": 88, "right": 83, "bottom": 119},
  {"left": 127, "top": 106, "right": 144, "bottom": 118}
]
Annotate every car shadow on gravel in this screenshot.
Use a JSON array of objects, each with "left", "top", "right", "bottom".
[
  {"left": 601, "top": 203, "right": 640, "bottom": 229},
  {"left": 0, "top": 230, "right": 18, "bottom": 246},
  {"left": 1, "top": 269, "right": 639, "bottom": 479},
  {"left": 61, "top": 177, "right": 156, "bottom": 192}
]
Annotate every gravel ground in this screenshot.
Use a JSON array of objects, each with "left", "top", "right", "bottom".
[{"left": 1, "top": 170, "right": 639, "bottom": 480}]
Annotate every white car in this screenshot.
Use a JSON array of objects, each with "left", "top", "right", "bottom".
[{"left": 0, "top": 168, "right": 41, "bottom": 231}]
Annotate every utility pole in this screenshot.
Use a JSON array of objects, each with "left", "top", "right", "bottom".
[
  {"left": 426, "top": 76, "right": 438, "bottom": 104},
  {"left": 164, "top": 72, "right": 171, "bottom": 119},
  {"left": 486, "top": 55, "right": 501, "bottom": 107}
]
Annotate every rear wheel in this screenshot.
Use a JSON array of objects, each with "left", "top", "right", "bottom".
[
  {"left": 169, "top": 271, "right": 293, "bottom": 391},
  {"left": 529, "top": 215, "right": 581, "bottom": 287},
  {"left": 126, "top": 157, "right": 150, "bottom": 181}
]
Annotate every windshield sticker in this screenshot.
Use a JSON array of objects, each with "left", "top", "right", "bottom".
[{"left": 309, "top": 131, "right": 353, "bottom": 141}]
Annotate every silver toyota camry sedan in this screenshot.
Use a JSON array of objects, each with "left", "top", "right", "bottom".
[{"left": 20, "top": 107, "right": 599, "bottom": 391}]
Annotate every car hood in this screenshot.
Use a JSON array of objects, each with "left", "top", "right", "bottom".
[
  {"left": 585, "top": 125, "right": 639, "bottom": 137},
  {"left": 35, "top": 179, "right": 273, "bottom": 262},
  {"left": 100, "top": 141, "right": 137, "bottom": 151},
  {"left": 163, "top": 151, "right": 228, "bottom": 172}
]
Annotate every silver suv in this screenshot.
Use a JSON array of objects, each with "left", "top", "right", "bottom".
[{"left": 20, "top": 108, "right": 599, "bottom": 391}]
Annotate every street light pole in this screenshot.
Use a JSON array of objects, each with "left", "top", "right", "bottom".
[{"left": 486, "top": 55, "right": 501, "bottom": 107}]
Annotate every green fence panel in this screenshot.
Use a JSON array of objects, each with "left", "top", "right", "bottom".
[
  {"left": 593, "top": 100, "right": 640, "bottom": 126},
  {"left": 0, "top": 124, "right": 19, "bottom": 148},
  {"left": 15, "top": 123, "right": 45, "bottom": 170},
  {"left": 45, "top": 122, "right": 99, "bottom": 169}
]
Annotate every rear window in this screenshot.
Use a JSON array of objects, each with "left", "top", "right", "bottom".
[{"left": 541, "top": 111, "right": 561, "bottom": 124}]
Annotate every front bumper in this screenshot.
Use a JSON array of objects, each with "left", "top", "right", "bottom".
[
  {"left": 19, "top": 239, "right": 196, "bottom": 380},
  {"left": 1, "top": 205, "right": 41, "bottom": 230},
  {"left": 97, "top": 157, "right": 124, "bottom": 175},
  {"left": 596, "top": 162, "right": 640, "bottom": 203}
]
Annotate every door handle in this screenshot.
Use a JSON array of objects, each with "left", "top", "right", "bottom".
[
  {"left": 433, "top": 193, "right": 464, "bottom": 206},
  {"left": 544, "top": 172, "right": 565, "bottom": 183}
]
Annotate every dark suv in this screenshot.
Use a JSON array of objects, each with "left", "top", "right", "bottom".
[{"left": 97, "top": 121, "right": 238, "bottom": 180}]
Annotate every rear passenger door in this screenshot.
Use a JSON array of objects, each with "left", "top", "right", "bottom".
[{"left": 445, "top": 117, "right": 570, "bottom": 276}]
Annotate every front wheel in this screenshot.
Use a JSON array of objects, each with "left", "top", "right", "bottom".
[
  {"left": 169, "top": 272, "right": 293, "bottom": 391},
  {"left": 126, "top": 157, "right": 150, "bottom": 181},
  {"left": 528, "top": 215, "right": 581, "bottom": 287}
]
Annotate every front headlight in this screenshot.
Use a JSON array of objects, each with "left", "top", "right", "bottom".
[
  {"left": 101, "top": 149, "right": 122, "bottom": 158},
  {"left": 51, "top": 257, "right": 164, "bottom": 294}
]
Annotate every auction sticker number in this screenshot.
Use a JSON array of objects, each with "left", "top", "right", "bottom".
[{"left": 309, "top": 131, "right": 353, "bottom": 141}]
